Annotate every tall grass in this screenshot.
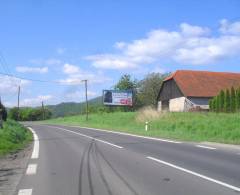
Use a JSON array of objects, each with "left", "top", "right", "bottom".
[
  {"left": 0, "top": 120, "right": 32, "bottom": 156},
  {"left": 45, "top": 111, "right": 240, "bottom": 144}
]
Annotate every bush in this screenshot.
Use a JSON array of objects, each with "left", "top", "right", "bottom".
[
  {"left": 0, "top": 120, "right": 32, "bottom": 155},
  {"left": 9, "top": 107, "right": 52, "bottom": 121}
]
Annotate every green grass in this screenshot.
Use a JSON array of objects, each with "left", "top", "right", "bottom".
[
  {"left": 0, "top": 120, "right": 32, "bottom": 156},
  {"left": 44, "top": 112, "right": 240, "bottom": 145}
]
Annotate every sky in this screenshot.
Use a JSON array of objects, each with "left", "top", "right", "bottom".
[{"left": 0, "top": 0, "right": 240, "bottom": 107}]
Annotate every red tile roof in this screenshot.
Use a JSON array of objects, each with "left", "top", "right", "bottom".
[{"left": 164, "top": 70, "right": 240, "bottom": 97}]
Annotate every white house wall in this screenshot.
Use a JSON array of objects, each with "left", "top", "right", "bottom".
[{"left": 169, "top": 97, "right": 186, "bottom": 112}]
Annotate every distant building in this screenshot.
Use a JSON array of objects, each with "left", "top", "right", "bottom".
[{"left": 157, "top": 70, "right": 240, "bottom": 112}]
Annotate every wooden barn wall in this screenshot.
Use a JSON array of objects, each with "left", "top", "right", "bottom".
[{"left": 158, "top": 79, "right": 183, "bottom": 101}]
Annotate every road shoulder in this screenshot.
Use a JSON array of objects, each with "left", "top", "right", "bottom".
[{"left": 0, "top": 143, "right": 33, "bottom": 195}]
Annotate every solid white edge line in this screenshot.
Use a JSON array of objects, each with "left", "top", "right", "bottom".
[
  {"left": 47, "top": 126, "right": 123, "bottom": 149},
  {"left": 26, "top": 164, "right": 37, "bottom": 175},
  {"left": 196, "top": 145, "right": 216, "bottom": 150},
  {"left": 28, "top": 127, "right": 39, "bottom": 159},
  {"left": 67, "top": 125, "right": 181, "bottom": 144},
  {"left": 147, "top": 156, "right": 240, "bottom": 192},
  {"left": 18, "top": 189, "right": 32, "bottom": 195}
]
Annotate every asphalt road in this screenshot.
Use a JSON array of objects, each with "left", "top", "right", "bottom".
[{"left": 16, "top": 124, "right": 240, "bottom": 195}]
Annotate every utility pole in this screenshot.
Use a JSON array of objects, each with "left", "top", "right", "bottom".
[
  {"left": 82, "top": 80, "right": 88, "bottom": 121},
  {"left": 42, "top": 101, "right": 45, "bottom": 120},
  {"left": 17, "top": 86, "right": 20, "bottom": 121}
]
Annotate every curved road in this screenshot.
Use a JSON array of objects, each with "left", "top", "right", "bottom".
[{"left": 16, "top": 124, "right": 240, "bottom": 195}]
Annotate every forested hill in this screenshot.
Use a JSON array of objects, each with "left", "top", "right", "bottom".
[{"left": 46, "top": 96, "right": 102, "bottom": 117}]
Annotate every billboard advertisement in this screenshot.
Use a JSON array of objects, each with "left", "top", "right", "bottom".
[{"left": 103, "top": 90, "right": 133, "bottom": 106}]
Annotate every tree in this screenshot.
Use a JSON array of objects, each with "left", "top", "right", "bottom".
[
  {"left": 216, "top": 95, "right": 220, "bottom": 112},
  {"left": 224, "top": 89, "right": 231, "bottom": 112},
  {"left": 9, "top": 107, "right": 19, "bottom": 120},
  {"left": 9, "top": 107, "right": 52, "bottom": 121},
  {"left": 114, "top": 74, "right": 139, "bottom": 111},
  {"left": 219, "top": 90, "right": 225, "bottom": 112},
  {"left": 230, "top": 87, "right": 236, "bottom": 112},
  {"left": 114, "top": 74, "right": 137, "bottom": 90},
  {"left": 213, "top": 97, "right": 217, "bottom": 112},
  {"left": 236, "top": 88, "right": 240, "bottom": 111},
  {"left": 137, "top": 73, "right": 168, "bottom": 107},
  {"left": 0, "top": 101, "right": 7, "bottom": 121},
  {"left": 209, "top": 99, "right": 213, "bottom": 111}
]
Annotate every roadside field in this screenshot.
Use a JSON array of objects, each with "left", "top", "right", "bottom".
[
  {"left": 44, "top": 112, "right": 240, "bottom": 144},
  {"left": 0, "top": 120, "right": 32, "bottom": 156}
]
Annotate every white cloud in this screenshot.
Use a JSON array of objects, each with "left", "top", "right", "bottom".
[
  {"left": 63, "top": 63, "right": 80, "bottom": 74},
  {"left": 16, "top": 66, "right": 48, "bottom": 73},
  {"left": 0, "top": 75, "right": 30, "bottom": 95},
  {"left": 86, "top": 20, "right": 240, "bottom": 68},
  {"left": 59, "top": 71, "right": 111, "bottom": 85},
  {"left": 85, "top": 55, "right": 138, "bottom": 69},
  {"left": 220, "top": 19, "right": 240, "bottom": 35},
  {"left": 61, "top": 63, "right": 112, "bottom": 85},
  {"left": 180, "top": 23, "right": 210, "bottom": 36},
  {"left": 152, "top": 66, "right": 166, "bottom": 74},
  {"left": 21, "top": 95, "right": 53, "bottom": 107},
  {"left": 65, "top": 90, "right": 97, "bottom": 99}
]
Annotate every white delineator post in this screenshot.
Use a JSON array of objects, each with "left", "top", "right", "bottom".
[{"left": 145, "top": 121, "right": 149, "bottom": 131}]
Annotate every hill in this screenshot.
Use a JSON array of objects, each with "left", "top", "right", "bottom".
[{"left": 46, "top": 96, "right": 102, "bottom": 117}]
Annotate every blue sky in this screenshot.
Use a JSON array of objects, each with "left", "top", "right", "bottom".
[{"left": 0, "top": 0, "right": 240, "bottom": 107}]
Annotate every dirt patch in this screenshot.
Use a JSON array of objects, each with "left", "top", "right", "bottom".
[{"left": 0, "top": 143, "right": 32, "bottom": 195}]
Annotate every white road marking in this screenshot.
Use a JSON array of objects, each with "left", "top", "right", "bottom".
[
  {"left": 18, "top": 189, "right": 32, "bottom": 195},
  {"left": 26, "top": 164, "right": 37, "bottom": 175},
  {"left": 48, "top": 126, "right": 123, "bottom": 149},
  {"left": 68, "top": 125, "right": 181, "bottom": 144},
  {"left": 196, "top": 145, "right": 216, "bottom": 150},
  {"left": 28, "top": 127, "right": 39, "bottom": 159},
  {"left": 147, "top": 156, "right": 240, "bottom": 192}
]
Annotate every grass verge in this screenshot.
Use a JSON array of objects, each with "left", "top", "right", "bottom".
[
  {"left": 44, "top": 112, "right": 240, "bottom": 145},
  {"left": 0, "top": 120, "right": 32, "bottom": 156}
]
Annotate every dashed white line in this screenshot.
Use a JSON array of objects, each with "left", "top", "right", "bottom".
[
  {"left": 196, "top": 145, "right": 216, "bottom": 150},
  {"left": 26, "top": 164, "right": 37, "bottom": 175},
  {"left": 147, "top": 156, "right": 240, "bottom": 192},
  {"left": 28, "top": 127, "right": 39, "bottom": 159},
  {"left": 66, "top": 125, "right": 182, "bottom": 144},
  {"left": 18, "top": 189, "right": 32, "bottom": 195},
  {"left": 47, "top": 126, "right": 123, "bottom": 149}
]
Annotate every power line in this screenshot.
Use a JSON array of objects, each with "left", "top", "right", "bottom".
[{"left": 0, "top": 71, "right": 63, "bottom": 84}]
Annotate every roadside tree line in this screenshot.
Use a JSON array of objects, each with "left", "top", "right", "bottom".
[
  {"left": 8, "top": 107, "right": 52, "bottom": 121},
  {"left": 209, "top": 87, "right": 240, "bottom": 112}
]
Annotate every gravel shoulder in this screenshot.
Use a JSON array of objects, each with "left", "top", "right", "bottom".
[{"left": 0, "top": 143, "right": 32, "bottom": 195}]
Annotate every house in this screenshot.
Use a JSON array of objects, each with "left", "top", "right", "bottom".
[{"left": 157, "top": 70, "right": 240, "bottom": 112}]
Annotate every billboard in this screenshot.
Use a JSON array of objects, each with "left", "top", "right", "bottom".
[{"left": 103, "top": 90, "right": 133, "bottom": 106}]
